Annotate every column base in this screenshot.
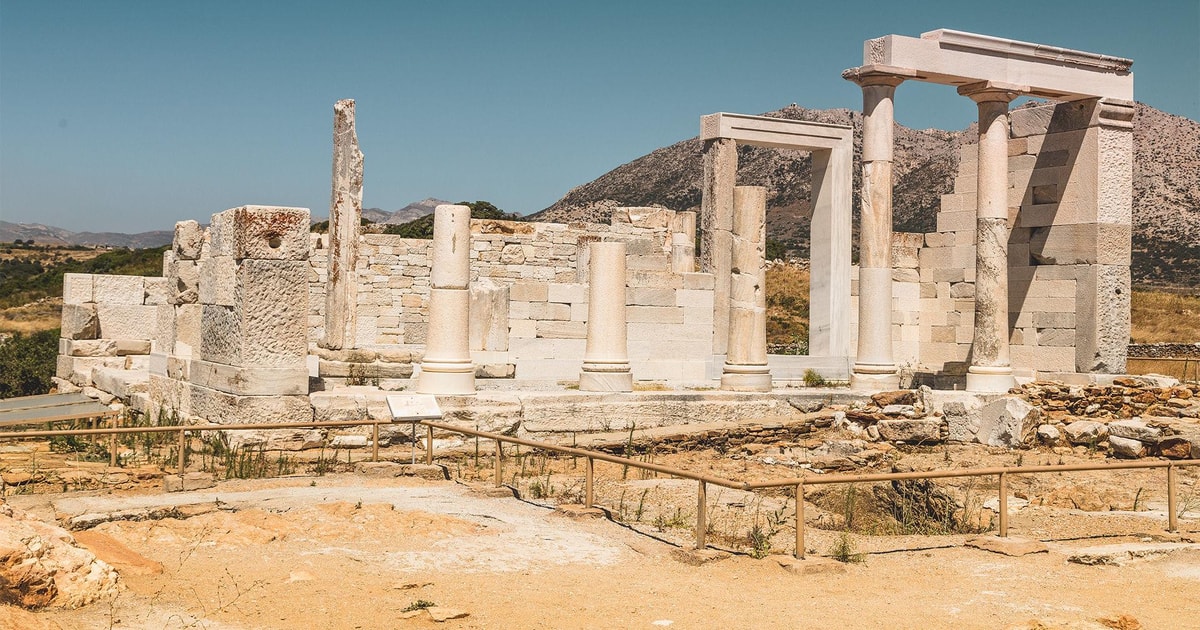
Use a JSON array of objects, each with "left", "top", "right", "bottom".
[
  {"left": 579, "top": 367, "right": 633, "bottom": 392},
  {"left": 416, "top": 361, "right": 476, "bottom": 395},
  {"left": 966, "top": 366, "right": 1016, "bottom": 393},
  {"left": 851, "top": 364, "right": 899, "bottom": 391},
  {"left": 721, "top": 364, "right": 772, "bottom": 392}
]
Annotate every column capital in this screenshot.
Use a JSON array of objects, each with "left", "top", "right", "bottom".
[
  {"left": 957, "top": 81, "right": 1026, "bottom": 103},
  {"left": 841, "top": 65, "right": 915, "bottom": 88}
]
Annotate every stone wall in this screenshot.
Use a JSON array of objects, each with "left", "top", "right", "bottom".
[{"left": 54, "top": 273, "right": 163, "bottom": 390}]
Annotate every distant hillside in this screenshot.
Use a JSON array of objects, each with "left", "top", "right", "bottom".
[
  {"left": 535, "top": 102, "right": 1200, "bottom": 289},
  {"left": 0, "top": 221, "right": 173, "bottom": 249}
]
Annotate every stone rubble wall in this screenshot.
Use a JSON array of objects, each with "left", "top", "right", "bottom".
[{"left": 54, "top": 272, "right": 162, "bottom": 394}]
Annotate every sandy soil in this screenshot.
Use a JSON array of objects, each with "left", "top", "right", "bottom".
[{"left": 7, "top": 465, "right": 1198, "bottom": 630}]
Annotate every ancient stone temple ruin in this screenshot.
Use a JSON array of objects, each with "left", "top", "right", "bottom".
[{"left": 53, "top": 29, "right": 1137, "bottom": 436}]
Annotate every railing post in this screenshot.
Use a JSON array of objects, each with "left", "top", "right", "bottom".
[
  {"left": 372, "top": 423, "right": 379, "bottom": 462},
  {"left": 795, "top": 482, "right": 805, "bottom": 560},
  {"left": 177, "top": 429, "right": 186, "bottom": 475},
  {"left": 426, "top": 425, "right": 434, "bottom": 465},
  {"left": 109, "top": 416, "right": 118, "bottom": 468},
  {"left": 1167, "top": 463, "right": 1178, "bottom": 533},
  {"left": 998, "top": 472, "right": 1009, "bottom": 537},
  {"left": 695, "top": 480, "right": 707, "bottom": 550},
  {"left": 585, "top": 457, "right": 594, "bottom": 508},
  {"left": 494, "top": 440, "right": 503, "bottom": 487}
]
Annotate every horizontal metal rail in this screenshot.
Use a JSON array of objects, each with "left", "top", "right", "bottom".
[{"left": 2, "top": 415, "right": 1197, "bottom": 561}]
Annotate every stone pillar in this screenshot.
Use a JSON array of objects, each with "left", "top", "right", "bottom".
[
  {"left": 417, "top": 204, "right": 476, "bottom": 395},
  {"left": 322, "top": 99, "right": 364, "bottom": 350},
  {"left": 671, "top": 211, "right": 697, "bottom": 274},
  {"left": 701, "top": 137, "right": 737, "bottom": 354},
  {"left": 579, "top": 241, "right": 632, "bottom": 392},
  {"left": 721, "top": 186, "right": 771, "bottom": 392},
  {"left": 191, "top": 206, "right": 312, "bottom": 426},
  {"left": 959, "top": 82, "right": 1022, "bottom": 393},
  {"left": 848, "top": 72, "right": 904, "bottom": 390}
]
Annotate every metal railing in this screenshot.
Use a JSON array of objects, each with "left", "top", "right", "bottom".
[{"left": 1, "top": 416, "right": 1197, "bottom": 561}]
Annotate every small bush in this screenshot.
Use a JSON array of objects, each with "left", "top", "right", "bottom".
[
  {"left": 830, "top": 532, "right": 866, "bottom": 564},
  {"left": 803, "top": 369, "right": 826, "bottom": 387},
  {"left": 0, "top": 328, "right": 59, "bottom": 397}
]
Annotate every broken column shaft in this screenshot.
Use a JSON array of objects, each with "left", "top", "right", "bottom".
[
  {"left": 721, "top": 186, "right": 771, "bottom": 392},
  {"left": 417, "top": 204, "right": 477, "bottom": 395},
  {"left": 579, "top": 241, "right": 632, "bottom": 392}
]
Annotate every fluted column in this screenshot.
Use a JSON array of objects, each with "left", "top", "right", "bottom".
[
  {"left": 959, "top": 82, "right": 1022, "bottom": 393},
  {"left": 417, "top": 205, "right": 476, "bottom": 395},
  {"left": 846, "top": 71, "right": 904, "bottom": 390},
  {"left": 721, "top": 186, "right": 771, "bottom": 392},
  {"left": 579, "top": 241, "right": 632, "bottom": 391}
]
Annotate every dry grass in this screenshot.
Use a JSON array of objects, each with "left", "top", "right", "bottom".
[
  {"left": 0, "top": 297, "right": 61, "bottom": 335},
  {"left": 1130, "top": 290, "right": 1200, "bottom": 343},
  {"left": 765, "top": 264, "right": 810, "bottom": 348}
]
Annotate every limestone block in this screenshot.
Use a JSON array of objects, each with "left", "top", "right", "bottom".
[
  {"left": 1029, "top": 223, "right": 1130, "bottom": 266},
  {"left": 977, "top": 397, "right": 1040, "bottom": 448},
  {"left": 1107, "top": 419, "right": 1161, "bottom": 443},
  {"left": 93, "top": 275, "right": 145, "bottom": 305},
  {"left": 509, "top": 282, "right": 548, "bottom": 302},
  {"left": 627, "top": 287, "right": 675, "bottom": 307},
  {"left": 1034, "top": 312, "right": 1075, "bottom": 328},
  {"left": 548, "top": 283, "right": 587, "bottom": 304},
  {"left": 96, "top": 304, "right": 158, "bottom": 341},
  {"left": 537, "top": 321, "right": 587, "bottom": 339},
  {"left": 175, "top": 304, "right": 202, "bottom": 355},
  {"left": 188, "top": 384, "right": 312, "bottom": 425},
  {"left": 61, "top": 304, "right": 99, "bottom": 340},
  {"left": 166, "top": 256, "right": 200, "bottom": 305},
  {"left": 682, "top": 273, "right": 715, "bottom": 290},
  {"left": 209, "top": 205, "right": 310, "bottom": 261},
  {"left": 1108, "top": 435, "right": 1146, "bottom": 458},
  {"left": 190, "top": 359, "right": 308, "bottom": 396},
  {"left": 469, "top": 280, "right": 510, "bottom": 352},
  {"left": 202, "top": 259, "right": 308, "bottom": 368},
  {"left": 144, "top": 277, "right": 169, "bottom": 305},
  {"left": 613, "top": 207, "right": 673, "bottom": 229},
  {"left": 936, "top": 211, "right": 975, "bottom": 233},
  {"left": 1075, "top": 265, "right": 1129, "bottom": 373},
  {"left": 115, "top": 339, "right": 152, "bottom": 355},
  {"left": 59, "top": 339, "right": 117, "bottom": 357},
  {"left": 1063, "top": 420, "right": 1107, "bottom": 445},
  {"left": 530, "top": 302, "right": 570, "bottom": 321},
  {"left": 199, "top": 255, "right": 236, "bottom": 306},
  {"left": 173, "top": 220, "right": 205, "bottom": 260},
  {"left": 63, "top": 273, "right": 94, "bottom": 305},
  {"left": 627, "top": 306, "right": 684, "bottom": 324},
  {"left": 877, "top": 419, "right": 942, "bottom": 443},
  {"left": 1036, "top": 328, "right": 1074, "bottom": 347},
  {"left": 944, "top": 400, "right": 984, "bottom": 442},
  {"left": 92, "top": 367, "right": 149, "bottom": 398},
  {"left": 156, "top": 304, "right": 176, "bottom": 354}
]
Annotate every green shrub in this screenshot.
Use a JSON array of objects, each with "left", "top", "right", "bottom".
[{"left": 0, "top": 329, "right": 59, "bottom": 398}]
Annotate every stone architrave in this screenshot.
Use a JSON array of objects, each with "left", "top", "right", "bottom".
[
  {"left": 417, "top": 205, "right": 476, "bottom": 395},
  {"left": 721, "top": 186, "right": 771, "bottom": 392},
  {"left": 842, "top": 69, "right": 909, "bottom": 390},
  {"left": 960, "top": 81, "right": 1022, "bottom": 393},
  {"left": 699, "top": 113, "right": 852, "bottom": 361},
  {"left": 579, "top": 241, "right": 632, "bottom": 391},
  {"left": 322, "top": 99, "right": 364, "bottom": 350}
]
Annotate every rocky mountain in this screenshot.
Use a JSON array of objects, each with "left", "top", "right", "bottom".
[
  {"left": 0, "top": 221, "right": 173, "bottom": 249},
  {"left": 379, "top": 197, "right": 452, "bottom": 224},
  {"left": 534, "top": 103, "right": 1200, "bottom": 288}
]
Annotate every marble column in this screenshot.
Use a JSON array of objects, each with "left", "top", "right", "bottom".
[
  {"left": 322, "top": 99, "right": 364, "bottom": 350},
  {"left": 701, "top": 137, "right": 737, "bottom": 355},
  {"left": 847, "top": 72, "right": 905, "bottom": 390},
  {"left": 417, "top": 204, "right": 476, "bottom": 395},
  {"left": 959, "top": 82, "right": 1022, "bottom": 393},
  {"left": 580, "top": 241, "right": 632, "bottom": 391},
  {"left": 721, "top": 186, "right": 771, "bottom": 392}
]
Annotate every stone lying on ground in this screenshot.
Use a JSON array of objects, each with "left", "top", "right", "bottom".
[
  {"left": 964, "top": 536, "right": 1048, "bottom": 557},
  {"left": 354, "top": 462, "right": 448, "bottom": 481},
  {"left": 1063, "top": 420, "right": 1108, "bottom": 445},
  {"left": 1108, "top": 435, "right": 1147, "bottom": 458},
  {"left": 876, "top": 418, "right": 942, "bottom": 443},
  {"left": 1066, "top": 542, "right": 1200, "bottom": 566},
  {"left": 977, "top": 397, "right": 1040, "bottom": 448},
  {"left": 0, "top": 501, "right": 120, "bottom": 609},
  {"left": 871, "top": 390, "right": 915, "bottom": 407},
  {"left": 1157, "top": 435, "right": 1200, "bottom": 459},
  {"left": 1036, "top": 424, "right": 1061, "bottom": 444},
  {"left": 1106, "top": 419, "right": 1162, "bottom": 443}
]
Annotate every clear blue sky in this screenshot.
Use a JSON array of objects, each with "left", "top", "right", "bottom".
[{"left": 1, "top": 0, "right": 1197, "bottom": 233}]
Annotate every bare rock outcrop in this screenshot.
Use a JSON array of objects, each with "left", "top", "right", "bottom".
[{"left": 0, "top": 501, "right": 120, "bottom": 609}]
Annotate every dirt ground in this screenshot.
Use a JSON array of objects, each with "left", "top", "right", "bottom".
[{"left": 5, "top": 446, "right": 1199, "bottom": 630}]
